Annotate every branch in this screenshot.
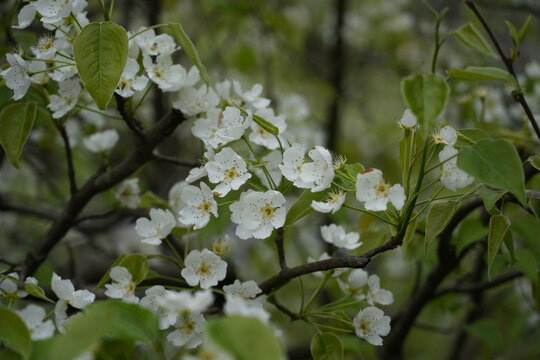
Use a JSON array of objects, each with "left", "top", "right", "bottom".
[
  {"left": 57, "top": 124, "right": 78, "bottom": 196},
  {"left": 464, "top": 0, "right": 540, "bottom": 143},
  {"left": 434, "top": 270, "right": 523, "bottom": 298},
  {"left": 0, "top": 198, "right": 57, "bottom": 221},
  {"left": 21, "top": 110, "right": 186, "bottom": 278},
  {"left": 115, "top": 93, "right": 146, "bottom": 138},
  {"left": 274, "top": 228, "right": 287, "bottom": 270},
  {"left": 153, "top": 154, "right": 199, "bottom": 168}
]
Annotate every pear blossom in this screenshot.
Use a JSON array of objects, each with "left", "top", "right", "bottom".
[
  {"left": 35, "top": 0, "right": 74, "bottom": 24},
  {"left": 186, "top": 149, "right": 214, "bottom": 183},
  {"left": 230, "top": 190, "right": 286, "bottom": 240},
  {"left": 168, "top": 180, "right": 189, "bottom": 215},
  {"left": 210, "top": 234, "right": 231, "bottom": 256},
  {"left": 13, "top": 4, "right": 36, "bottom": 29},
  {"left": 178, "top": 182, "right": 218, "bottom": 229},
  {"left": 115, "top": 58, "right": 149, "bottom": 98},
  {"left": 300, "top": 146, "right": 335, "bottom": 192},
  {"left": 320, "top": 224, "right": 362, "bottom": 250},
  {"left": 181, "top": 249, "right": 228, "bottom": 289},
  {"left": 49, "top": 63, "right": 78, "bottom": 82},
  {"left": 192, "top": 107, "right": 251, "bottom": 149},
  {"left": 83, "top": 129, "right": 119, "bottom": 153},
  {"left": 224, "top": 294, "right": 270, "bottom": 323},
  {"left": 134, "top": 28, "right": 177, "bottom": 56},
  {"left": 51, "top": 273, "right": 95, "bottom": 309},
  {"left": 28, "top": 61, "right": 50, "bottom": 85},
  {"left": 104, "top": 266, "right": 139, "bottom": 303},
  {"left": 338, "top": 269, "right": 369, "bottom": 299},
  {"left": 48, "top": 78, "right": 81, "bottom": 118},
  {"left": 115, "top": 178, "right": 140, "bottom": 209},
  {"left": 353, "top": 306, "right": 391, "bottom": 346},
  {"left": 307, "top": 252, "right": 345, "bottom": 278},
  {"left": 172, "top": 85, "right": 220, "bottom": 117},
  {"left": 439, "top": 145, "right": 474, "bottom": 191},
  {"left": 16, "top": 305, "right": 55, "bottom": 340},
  {"left": 139, "top": 285, "right": 177, "bottom": 330},
  {"left": 135, "top": 208, "right": 176, "bottom": 245},
  {"left": 279, "top": 94, "right": 309, "bottom": 122},
  {"left": 311, "top": 189, "right": 346, "bottom": 213},
  {"left": 143, "top": 54, "right": 188, "bottom": 92},
  {"left": 168, "top": 312, "right": 206, "bottom": 348},
  {"left": 249, "top": 107, "right": 286, "bottom": 150},
  {"left": 223, "top": 280, "right": 262, "bottom": 299},
  {"left": 355, "top": 168, "right": 405, "bottom": 211},
  {"left": 432, "top": 125, "right": 457, "bottom": 145},
  {"left": 215, "top": 79, "right": 232, "bottom": 101},
  {"left": 1, "top": 53, "right": 30, "bottom": 100},
  {"left": 31, "top": 34, "right": 57, "bottom": 59},
  {"left": 0, "top": 272, "right": 37, "bottom": 299},
  {"left": 366, "top": 275, "right": 393, "bottom": 306},
  {"left": 233, "top": 81, "right": 271, "bottom": 109},
  {"left": 205, "top": 147, "right": 252, "bottom": 197},
  {"left": 398, "top": 109, "right": 417, "bottom": 130},
  {"left": 279, "top": 143, "right": 311, "bottom": 188}
]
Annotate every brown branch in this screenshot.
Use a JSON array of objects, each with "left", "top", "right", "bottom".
[
  {"left": 114, "top": 93, "right": 145, "bottom": 138},
  {"left": 274, "top": 228, "right": 287, "bottom": 270},
  {"left": 434, "top": 270, "right": 523, "bottom": 298},
  {"left": 0, "top": 198, "right": 57, "bottom": 221},
  {"left": 57, "top": 124, "right": 78, "bottom": 196},
  {"left": 153, "top": 154, "right": 199, "bottom": 168}
]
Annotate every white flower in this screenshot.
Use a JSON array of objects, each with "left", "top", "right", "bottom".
[
  {"left": 366, "top": 275, "right": 393, "bottom": 306},
  {"left": 135, "top": 208, "right": 176, "bottom": 245},
  {"left": 115, "top": 178, "right": 140, "bottom": 209},
  {"left": 51, "top": 273, "right": 95, "bottom": 309},
  {"left": 230, "top": 190, "right": 286, "bottom": 240},
  {"left": 83, "top": 129, "right": 119, "bottom": 153},
  {"left": 104, "top": 266, "right": 139, "bottom": 303},
  {"left": 158, "top": 289, "right": 214, "bottom": 323},
  {"left": 249, "top": 108, "right": 286, "bottom": 150},
  {"left": 28, "top": 61, "right": 49, "bottom": 85},
  {"left": 49, "top": 63, "right": 78, "bottom": 82},
  {"left": 31, "top": 34, "right": 57, "bottom": 59},
  {"left": 233, "top": 81, "right": 271, "bottom": 109},
  {"left": 0, "top": 272, "right": 36, "bottom": 298},
  {"left": 355, "top": 168, "right": 405, "bottom": 211},
  {"left": 13, "top": 4, "right": 36, "bottom": 29},
  {"left": 143, "top": 54, "right": 188, "bottom": 92},
  {"left": 311, "top": 189, "right": 346, "bottom": 213},
  {"left": 279, "top": 94, "right": 309, "bottom": 122},
  {"left": 178, "top": 182, "right": 218, "bottom": 229},
  {"left": 115, "top": 58, "right": 149, "bottom": 98},
  {"left": 299, "top": 146, "right": 335, "bottom": 192},
  {"left": 168, "top": 180, "right": 189, "bottom": 215},
  {"left": 1, "top": 53, "right": 30, "bottom": 100},
  {"left": 307, "top": 252, "right": 345, "bottom": 278},
  {"left": 279, "top": 143, "right": 311, "bottom": 188},
  {"left": 224, "top": 294, "right": 270, "bottom": 323},
  {"left": 205, "top": 147, "right": 252, "bottom": 197},
  {"left": 398, "top": 109, "right": 417, "bottom": 130},
  {"left": 223, "top": 280, "right": 262, "bottom": 299},
  {"left": 172, "top": 85, "right": 220, "bottom": 117},
  {"left": 353, "top": 306, "right": 391, "bottom": 346},
  {"left": 168, "top": 313, "right": 205, "bottom": 349},
  {"left": 253, "top": 150, "right": 283, "bottom": 188},
  {"left": 35, "top": 0, "right": 73, "bottom": 24},
  {"left": 439, "top": 145, "right": 474, "bottom": 191},
  {"left": 134, "top": 28, "right": 177, "bottom": 56},
  {"left": 186, "top": 150, "right": 213, "bottom": 183},
  {"left": 16, "top": 304, "right": 55, "bottom": 340},
  {"left": 48, "top": 78, "right": 81, "bottom": 118},
  {"left": 181, "top": 249, "right": 228, "bottom": 289},
  {"left": 338, "top": 269, "right": 369, "bottom": 299},
  {"left": 320, "top": 224, "right": 362, "bottom": 250},
  {"left": 433, "top": 125, "right": 457, "bottom": 145},
  {"left": 139, "top": 285, "right": 178, "bottom": 330},
  {"left": 192, "top": 107, "right": 251, "bottom": 149}
]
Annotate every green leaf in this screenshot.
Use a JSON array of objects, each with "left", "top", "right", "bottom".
[
  {"left": 402, "top": 216, "right": 417, "bottom": 248},
  {"left": 0, "top": 349, "right": 24, "bottom": 360},
  {"left": 478, "top": 188, "right": 504, "bottom": 214},
  {"left": 448, "top": 66, "right": 514, "bottom": 83},
  {"left": 95, "top": 254, "right": 149, "bottom": 288},
  {"left": 73, "top": 22, "right": 128, "bottom": 110},
  {"left": 487, "top": 215, "right": 511, "bottom": 277},
  {"left": 0, "top": 102, "right": 36, "bottom": 168},
  {"left": 503, "top": 230, "right": 516, "bottom": 265},
  {"left": 425, "top": 201, "right": 459, "bottom": 250},
  {"left": 311, "top": 333, "right": 343, "bottom": 360},
  {"left": 518, "top": 15, "right": 532, "bottom": 43},
  {"left": 527, "top": 154, "right": 540, "bottom": 171},
  {"left": 23, "top": 283, "right": 54, "bottom": 303},
  {"left": 456, "top": 128, "right": 490, "bottom": 146},
  {"left": 285, "top": 190, "right": 327, "bottom": 225},
  {"left": 455, "top": 218, "right": 488, "bottom": 254},
  {"left": 206, "top": 316, "right": 284, "bottom": 360},
  {"left": 529, "top": 198, "right": 540, "bottom": 222},
  {"left": 451, "top": 23, "right": 496, "bottom": 58},
  {"left": 457, "top": 139, "right": 526, "bottom": 206},
  {"left": 253, "top": 113, "right": 279, "bottom": 136},
  {"left": 0, "top": 307, "right": 31, "bottom": 359},
  {"left": 515, "top": 249, "right": 539, "bottom": 287},
  {"left": 505, "top": 20, "right": 519, "bottom": 47},
  {"left": 168, "top": 23, "right": 210, "bottom": 87},
  {"left": 465, "top": 319, "right": 504, "bottom": 352},
  {"left": 401, "top": 74, "right": 449, "bottom": 135}
]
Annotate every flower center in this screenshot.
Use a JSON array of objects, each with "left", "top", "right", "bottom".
[
  {"left": 197, "top": 262, "right": 211, "bottom": 276},
  {"left": 375, "top": 182, "right": 390, "bottom": 197},
  {"left": 225, "top": 168, "right": 238, "bottom": 180},
  {"left": 261, "top": 203, "right": 276, "bottom": 219},
  {"left": 198, "top": 200, "right": 211, "bottom": 213}
]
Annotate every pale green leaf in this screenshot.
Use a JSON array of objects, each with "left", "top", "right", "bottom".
[
  {"left": 451, "top": 23, "right": 496, "bottom": 58},
  {"left": 456, "top": 128, "right": 490, "bottom": 146},
  {"left": 0, "top": 102, "right": 36, "bottom": 168},
  {"left": 505, "top": 20, "right": 519, "bottom": 47},
  {"left": 518, "top": 15, "right": 532, "bottom": 43},
  {"left": 253, "top": 113, "right": 279, "bottom": 136},
  {"left": 311, "top": 332, "right": 343, "bottom": 360},
  {"left": 448, "top": 67, "right": 514, "bottom": 83},
  {"left": 0, "top": 307, "right": 31, "bottom": 359},
  {"left": 73, "top": 22, "right": 128, "bottom": 110},
  {"left": 478, "top": 188, "right": 505, "bottom": 214},
  {"left": 23, "top": 283, "right": 54, "bottom": 303}
]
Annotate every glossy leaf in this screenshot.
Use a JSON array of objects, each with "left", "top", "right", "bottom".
[
  {"left": 487, "top": 215, "right": 510, "bottom": 277},
  {"left": 285, "top": 189, "right": 327, "bottom": 225},
  {"left": 168, "top": 22, "right": 210, "bottom": 86},
  {"left": 311, "top": 332, "right": 343, "bottom": 360},
  {"left": 0, "top": 102, "right": 36, "bottom": 168},
  {"left": 457, "top": 139, "right": 526, "bottom": 206},
  {"left": 448, "top": 67, "right": 514, "bottom": 83},
  {"left": 207, "top": 316, "right": 284, "bottom": 360},
  {"left": 0, "top": 307, "right": 31, "bottom": 359},
  {"left": 425, "top": 201, "right": 458, "bottom": 250},
  {"left": 401, "top": 74, "right": 449, "bottom": 135},
  {"left": 452, "top": 23, "right": 496, "bottom": 58},
  {"left": 73, "top": 22, "right": 128, "bottom": 110}
]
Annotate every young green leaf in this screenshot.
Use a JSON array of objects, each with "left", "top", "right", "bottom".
[
  {"left": 311, "top": 332, "right": 344, "bottom": 360},
  {"left": 24, "top": 283, "right": 54, "bottom": 303},
  {"left": 448, "top": 67, "right": 514, "bottom": 83},
  {"left": 527, "top": 154, "right": 540, "bottom": 171},
  {"left": 73, "top": 22, "right": 128, "bottom": 110},
  {"left": 451, "top": 23, "right": 496, "bottom": 58},
  {"left": 0, "top": 102, "right": 36, "bottom": 168},
  {"left": 0, "top": 307, "right": 31, "bottom": 359},
  {"left": 457, "top": 139, "right": 526, "bottom": 206},
  {"left": 487, "top": 215, "right": 510, "bottom": 277},
  {"left": 505, "top": 20, "right": 519, "bottom": 47},
  {"left": 401, "top": 74, "right": 449, "bottom": 136},
  {"left": 253, "top": 113, "right": 279, "bottom": 136},
  {"left": 518, "top": 15, "right": 532, "bottom": 43},
  {"left": 425, "top": 201, "right": 459, "bottom": 250},
  {"left": 168, "top": 23, "right": 210, "bottom": 87}
]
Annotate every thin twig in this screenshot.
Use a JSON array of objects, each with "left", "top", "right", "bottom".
[
  {"left": 274, "top": 228, "right": 287, "bottom": 270},
  {"left": 115, "top": 93, "right": 146, "bottom": 138},
  {"left": 153, "top": 154, "right": 199, "bottom": 168},
  {"left": 57, "top": 125, "right": 78, "bottom": 196}
]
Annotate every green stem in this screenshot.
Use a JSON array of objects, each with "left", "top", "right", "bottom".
[
  {"left": 132, "top": 82, "right": 154, "bottom": 114},
  {"left": 410, "top": 186, "right": 444, "bottom": 223},
  {"left": 242, "top": 136, "right": 276, "bottom": 190},
  {"left": 302, "top": 270, "right": 334, "bottom": 314},
  {"left": 109, "top": 0, "right": 115, "bottom": 19},
  {"left": 425, "top": 152, "right": 457, "bottom": 174},
  {"left": 70, "top": 12, "right": 82, "bottom": 30},
  {"left": 28, "top": 64, "right": 73, "bottom": 75},
  {"left": 129, "top": 24, "right": 169, "bottom": 40},
  {"left": 164, "top": 237, "right": 184, "bottom": 264},
  {"left": 342, "top": 204, "right": 397, "bottom": 226},
  {"left": 76, "top": 105, "right": 123, "bottom": 120}
]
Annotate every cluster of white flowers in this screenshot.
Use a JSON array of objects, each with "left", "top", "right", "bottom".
[
  {"left": 280, "top": 144, "right": 335, "bottom": 192},
  {"left": 320, "top": 224, "right": 362, "bottom": 250}
]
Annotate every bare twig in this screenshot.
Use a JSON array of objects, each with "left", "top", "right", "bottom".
[
  {"left": 274, "top": 228, "right": 287, "bottom": 270},
  {"left": 153, "top": 154, "right": 199, "bottom": 168},
  {"left": 434, "top": 270, "right": 523, "bottom": 298},
  {"left": 57, "top": 124, "right": 78, "bottom": 196},
  {"left": 115, "top": 93, "right": 146, "bottom": 138}
]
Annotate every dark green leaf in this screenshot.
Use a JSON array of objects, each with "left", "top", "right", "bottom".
[
  {"left": 0, "top": 307, "right": 31, "bottom": 359},
  {"left": 448, "top": 67, "right": 514, "bottom": 83},
  {"left": 465, "top": 319, "right": 504, "bottom": 352},
  {"left": 0, "top": 102, "right": 36, "bottom": 168},
  {"left": 73, "top": 22, "right": 128, "bottom": 110},
  {"left": 311, "top": 333, "right": 343, "bottom": 360},
  {"left": 515, "top": 249, "right": 538, "bottom": 287},
  {"left": 487, "top": 215, "right": 510, "bottom": 277},
  {"left": 425, "top": 201, "right": 459, "bottom": 250},
  {"left": 527, "top": 154, "right": 540, "bottom": 171},
  {"left": 168, "top": 23, "right": 210, "bottom": 87},
  {"left": 457, "top": 139, "right": 526, "bottom": 206},
  {"left": 451, "top": 23, "right": 496, "bottom": 58},
  {"left": 455, "top": 218, "right": 487, "bottom": 254},
  {"left": 530, "top": 198, "right": 540, "bottom": 222},
  {"left": 478, "top": 188, "right": 504, "bottom": 214},
  {"left": 503, "top": 230, "right": 515, "bottom": 265}
]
